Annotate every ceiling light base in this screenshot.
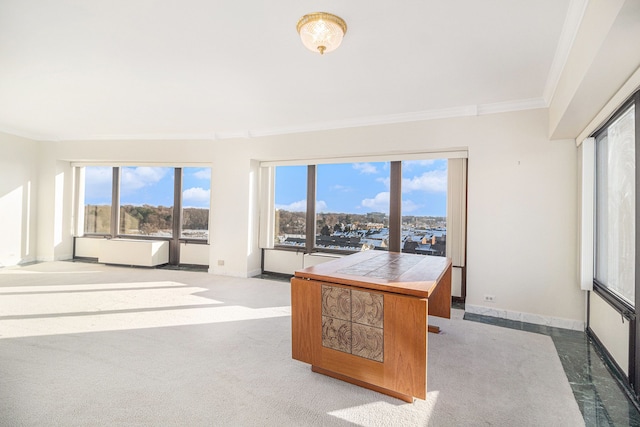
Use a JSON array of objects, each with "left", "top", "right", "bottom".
[{"left": 297, "top": 12, "right": 347, "bottom": 55}]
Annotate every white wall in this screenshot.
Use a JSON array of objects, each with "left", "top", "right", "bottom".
[
  {"left": 207, "top": 141, "right": 262, "bottom": 277},
  {"left": 36, "top": 146, "right": 74, "bottom": 261},
  {"left": 0, "top": 132, "right": 39, "bottom": 267},
  {"left": 463, "top": 112, "right": 583, "bottom": 329}
]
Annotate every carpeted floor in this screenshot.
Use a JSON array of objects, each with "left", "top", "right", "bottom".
[{"left": 0, "top": 262, "right": 584, "bottom": 426}]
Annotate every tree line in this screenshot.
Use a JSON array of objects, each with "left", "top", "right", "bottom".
[{"left": 84, "top": 204, "right": 209, "bottom": 235}]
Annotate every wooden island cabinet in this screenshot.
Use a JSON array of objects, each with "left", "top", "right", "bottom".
[{"left": 291, "top": 251, "right": 452, "bottom": 402}]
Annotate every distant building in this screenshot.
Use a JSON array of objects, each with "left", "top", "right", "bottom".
[{"left": 278, "top": 226, "right": 446, "bottom": 257}]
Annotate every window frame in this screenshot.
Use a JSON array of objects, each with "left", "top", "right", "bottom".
[
  {"left": 180, "top": 167, "right": 212, "bottom": 241},
  {"left": 592, "top": 92, "right": 639, "bottom": 312},
  {"left": 81, "top": 166, "right": 115, "bottom": 237},
  {"left": 77, "top": 164, "right": 211, "bottom": 264},
  {"left": 589, "top": 89, "right": 640, "bottom": 397},
  {"left": 273, "top": 160, "right": 445, "bottom": 256},
  {"left": 117, "top": 165, "right": 176, "bottom": 238}
]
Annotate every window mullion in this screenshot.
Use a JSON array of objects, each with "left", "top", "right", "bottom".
[
  {"left": 169, "top": 168, "right": 182, "bottom": 265},
  {"left": 111, "top": 167, "right": 120, "bottom": 237},
  {"left": 306, "top": 165, "right": 316, "bottom": 253},
  {"left": 389, "top": 161, "right": 401, "bottom": 252}
]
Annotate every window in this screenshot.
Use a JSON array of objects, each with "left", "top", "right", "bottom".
[
  {"left": 315, "top": 162, "right": 389, "bottom": 251},
  {"left": 181, "top": 167, "right": 211, "bottom": 239},
  {"left": 119, "top": 166, "right": 175, "bottom": 237},
  {"left": 589, "top": 90, "right": 640, "bottom": 399},
  {"left": 80, "top": 165, "right": 211, "bottom": 241},
  {"left": 83, "top": 166, "right": 112, "bottom": 234},
  {"left": 274, "top": 165, "right": 307, "bottom": 247},
  {"left": 595, "top": 104, "right": 636, "bottom": 305},
  {"left": 401, "top": 160, "right": 447, "bottom": 256},
  {"left": 273, "top": 159, "right": 448, "bottom": 255}
]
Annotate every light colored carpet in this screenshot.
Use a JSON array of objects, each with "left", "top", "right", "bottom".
[{"left": 0, "top": 261, "right": 584, "bottom": 426}]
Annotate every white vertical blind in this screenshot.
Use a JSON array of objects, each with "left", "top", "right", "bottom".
[
  {"left": 446, "top": 158, "right": 467, "bottom": 267},
  {"left": 579, "top": 137, "right": 594, "bottom": 291},
  {"left": 74, "top": 166, "right": 86, "bottom": 237},
  {"left": 258, "top": 166, "right": 275, "bottom": 249}
]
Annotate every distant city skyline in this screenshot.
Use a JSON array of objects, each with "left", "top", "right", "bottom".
[{"left": 275, "top": 160, "right": 447, "bottom": 217}]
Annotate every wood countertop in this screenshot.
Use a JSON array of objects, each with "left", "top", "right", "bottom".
[{"left": 293, "top": 251, "right": 452, "bottom": 299}]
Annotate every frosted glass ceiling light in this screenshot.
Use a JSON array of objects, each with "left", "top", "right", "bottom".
[{"left": 297, "top": 12, "right": 347, "bottom": 55}]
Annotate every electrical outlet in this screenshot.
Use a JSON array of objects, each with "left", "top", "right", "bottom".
[
  {"left": 217, "top": 260, "right": 225, "bottom": 266},
  {"left": 484, "top": 294, "right": 495, "bottom": 302}
]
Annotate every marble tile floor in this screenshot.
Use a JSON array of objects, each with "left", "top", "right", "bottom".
[{"left": 464, "top": 312, "right": 640, "bottom": 427}]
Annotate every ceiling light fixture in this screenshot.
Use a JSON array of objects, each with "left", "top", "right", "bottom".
[{"left": 296, "top": 12, "right": 347, "bottom": 55}]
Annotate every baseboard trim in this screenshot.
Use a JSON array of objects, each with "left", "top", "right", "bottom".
[
  {"left": 465, "top": 304, "right": 584, "bottom": 331},
  {"left": 247, "top": 268, "right": 263, "bottom": 278}
]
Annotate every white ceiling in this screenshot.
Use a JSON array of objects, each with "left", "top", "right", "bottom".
[{"left": 0, "top": 0, "right": 581, "bottom": 141}]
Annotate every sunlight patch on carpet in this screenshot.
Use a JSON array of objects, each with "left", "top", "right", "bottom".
[
  {"left": 327, "top": 392, "right": 438, "bottom": 426},
  {"left": 0, "top": 279, "right": 292, "bottom": 339},
  {"left": 0, "top": 305, "right": 291, "bottom": 339}
]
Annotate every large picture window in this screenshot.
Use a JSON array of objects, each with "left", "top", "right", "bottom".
[
  {"left": 274, "top": 160, "right": 447, "bottom": 256},
  {"left": 83, "top": 166, "right": 112, "bottom": 234},
  {"left": 119, "top": 166, "right": 174, "bottom": 237},
  {"left": 401, "top": 160, "right": 447, "bottom": 255},
  {"left": 181, "top": 167, "right": 211, "bottom": 240},
  {"left": 274, "top": 165, "right": 307, "bottom": 248},
  {"left": 589, "top": 89, "right": 640, "bottom": 400},
  {"left": 316, "top": 162, "right": 390, "bottom": 251},
  {"left": 81, "top": 165, "right": 210, "bottom": 241},
  {"left": 595, "top": 104, "right": 636, "bottom": 305}
]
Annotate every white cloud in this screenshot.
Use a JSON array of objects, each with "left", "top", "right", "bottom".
[
  {"left": 316, "top": 200, "right": 328, "bottom": 212},
  {"left": 84, "top": 166, "right": 113, "bottom": 202},
  {"left": 332, "top": 184, "right": 352, "bottom": 192},
  {"left": 183, "top": 187, "right": 210, "bottom": 206},
  {"left": 121, "top": 167, "right": 169, "bottom": 190},
  {"left": 402, "top": 199, "right": 420, "bottom": 213},
  {"left": 353, "top": 163, "right": 378, "bottom": 174},
  {"left": 276, "top": 199, "right": 328, "bottom": 212},
  {"left": 402, "top": 170, "right": 447, "bottom": 193},
  {"left": 85, "top": 166, "right": 112, "bottom": 186},
  {"left": 192, "top": 169, "right": 211, "bottom": 180},
  {"left": 276, "top": 199, "right": 306, "bottom": 212},
  {"left": 361, "top": 192, "right": 390, "bottom": 213},
  {"left": 377, "top": 177, "right": 391, "bottom": 189},
  {"left": 403, "top": 159, "right": 436, "bottom": 170},
  {"left": 360, "top": 192, "right": 427, "bottom": 214}
]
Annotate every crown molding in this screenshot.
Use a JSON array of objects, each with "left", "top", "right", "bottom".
[
  {"left": 2, "top": 97, "right": 550, "bottom": 142},
  {"left": 0, "top": 124, "right": 57, "bottom": 142},
  {"left": 251, "top": 99, "right": 546, "bottom": 139},
  {"left": 57, "top": 132, "right": 216, "bottom": 142},
  {"left": 249, "top": 105, "right": 480, "bottom": 139},
  {"left": 477, "top": 98, "right": 547, "bottom": 115}
]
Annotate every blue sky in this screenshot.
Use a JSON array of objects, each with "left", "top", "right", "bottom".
[
  {"left": 84, "top": 166, "right": 211, "bottom": 208},
  {"left": 275, "top": 160, "right": 447, "bottom": 217},
  {"left": 84, "top": 161, "right": 447, "bottom": 216}
]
